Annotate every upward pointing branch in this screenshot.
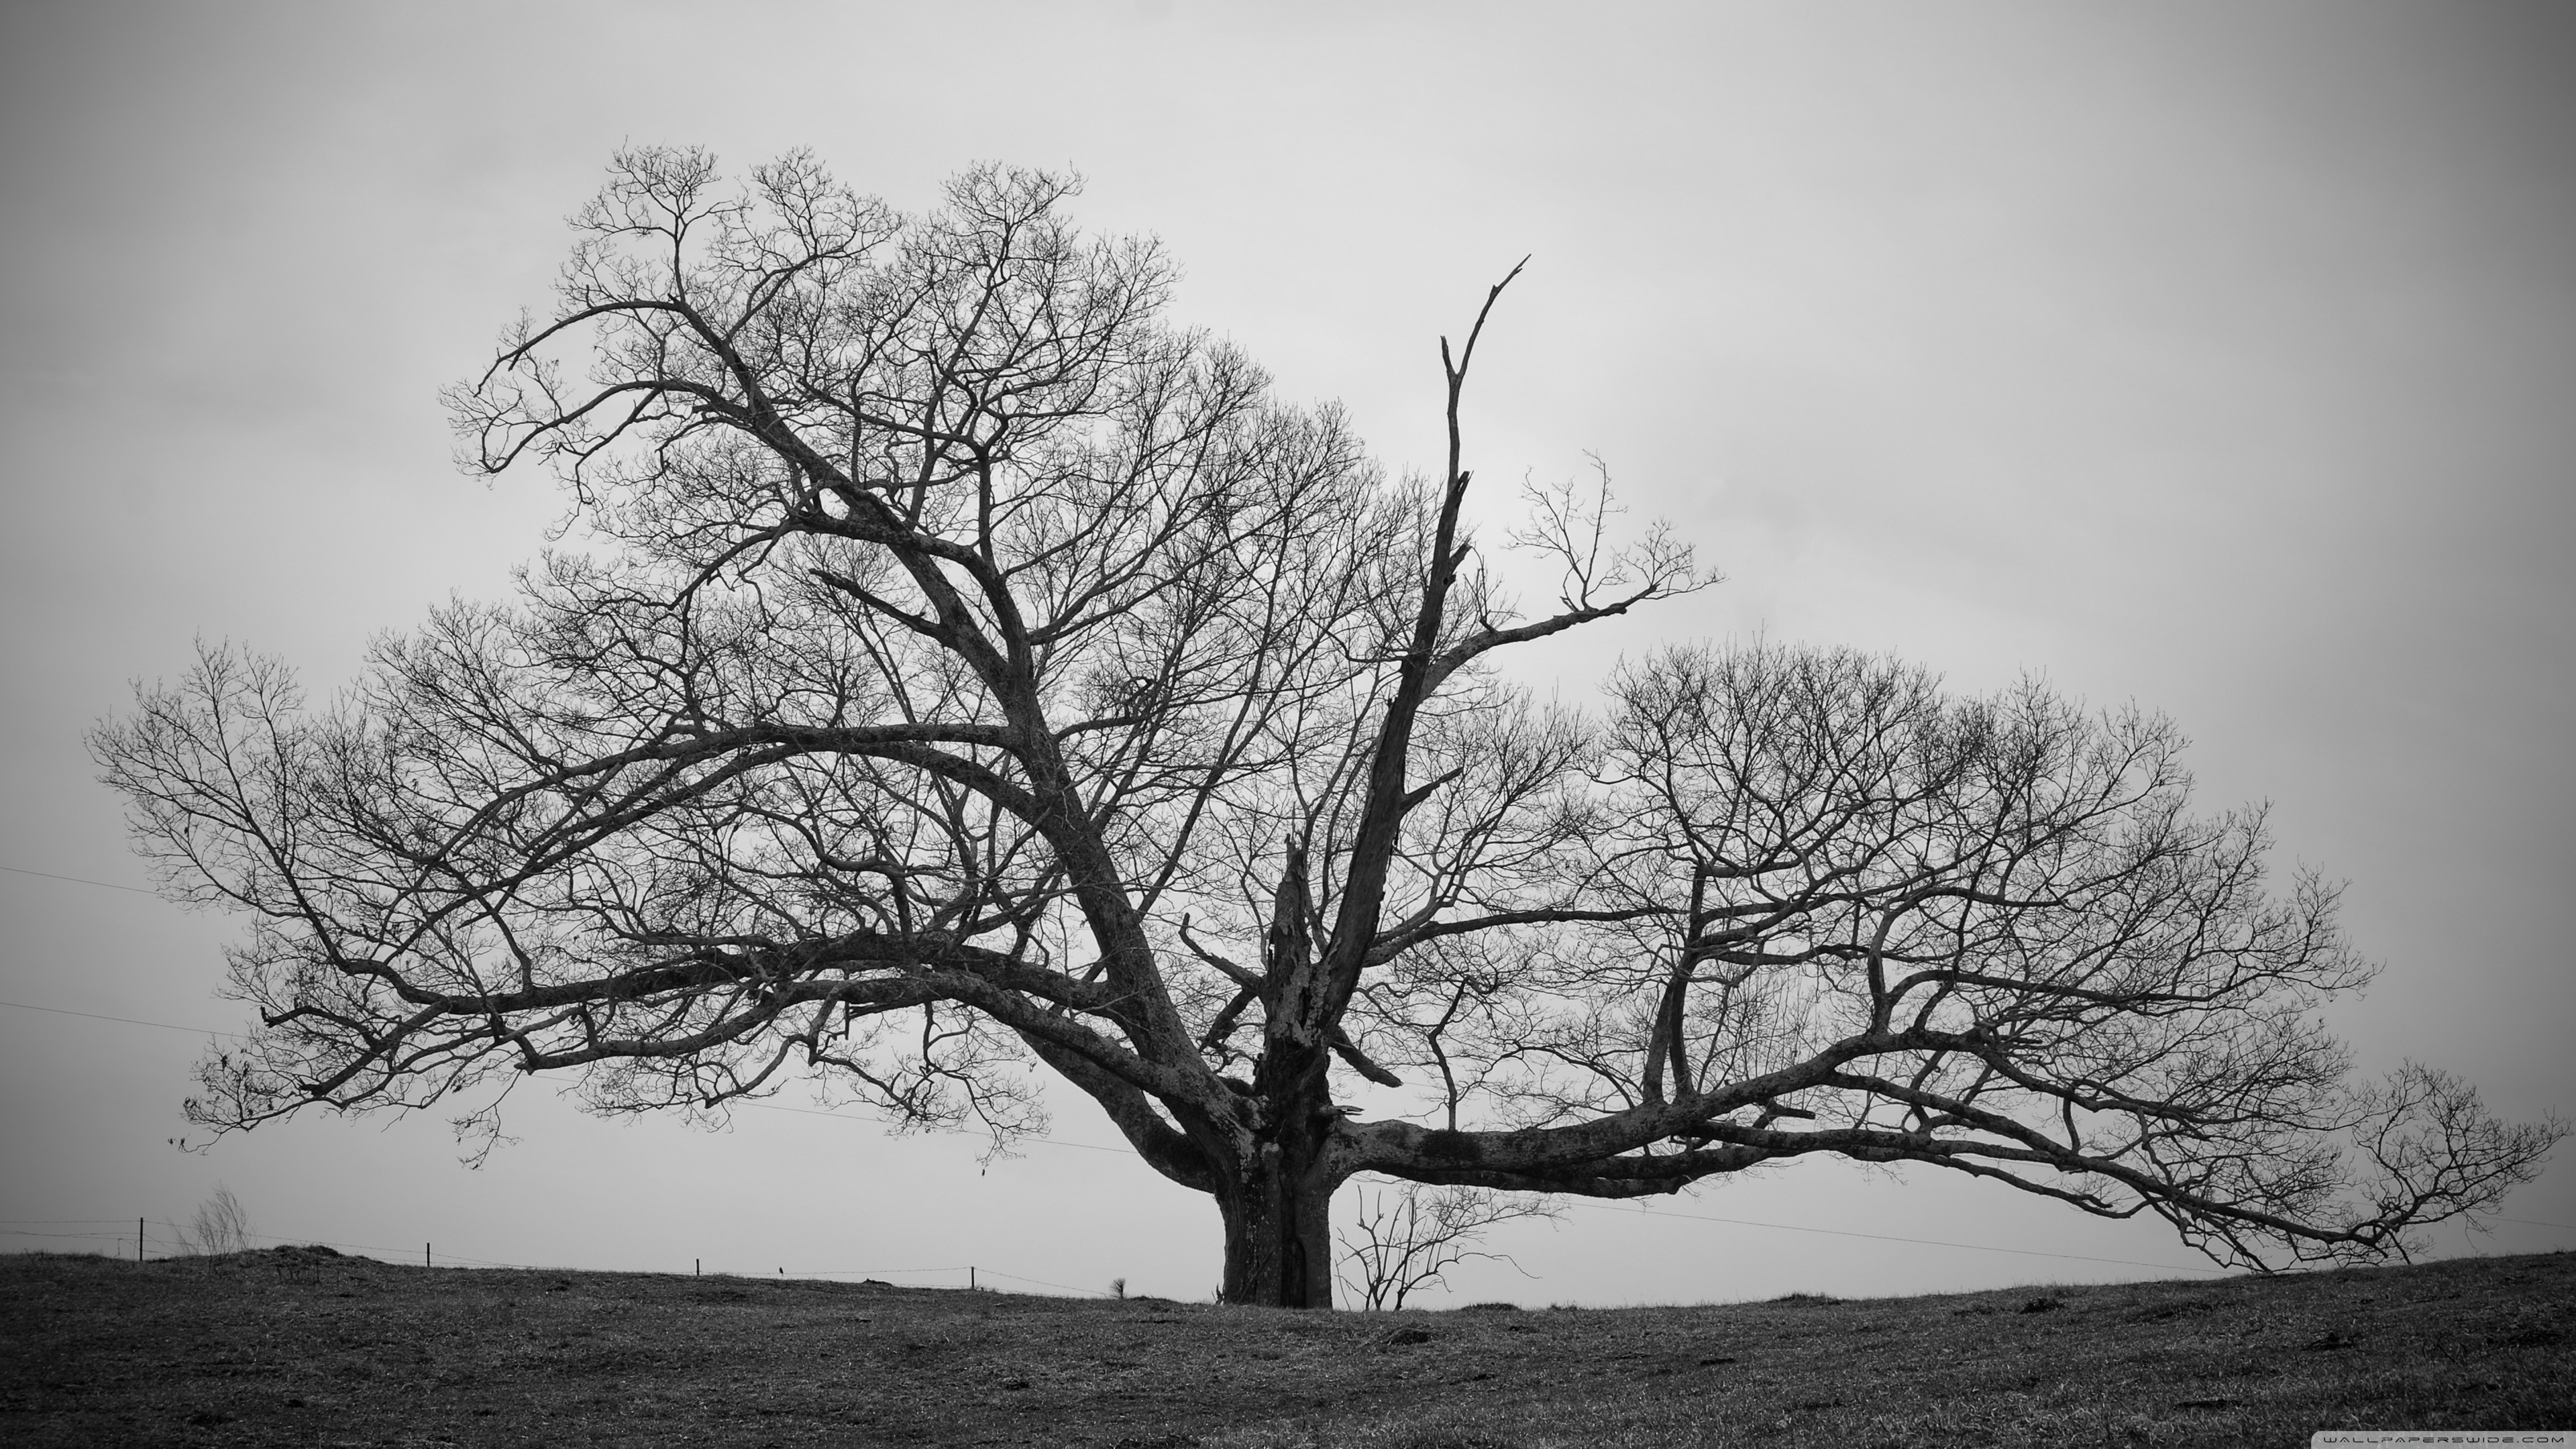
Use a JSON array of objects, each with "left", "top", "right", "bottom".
[{"left": 1316, "top": 260, "right": 1530, "bottom": 1028}]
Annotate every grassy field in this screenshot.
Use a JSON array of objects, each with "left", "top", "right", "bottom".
[{"left": 1, "top": 1245, "right": 2567, "bottom": 1448}]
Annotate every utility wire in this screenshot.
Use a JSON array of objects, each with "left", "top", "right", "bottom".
[
  {"left": 0, "top": 863, "right": 161, "bottom": 896},
  {"left": 0, "top": 999, "right": 247, "bottom": 1038},
  {"left": 0, "top": 1000, "right": 1135, "bottom": 1154},
  {"left": 2, "top": 995, "right": 2565, "bottom": 1274},
  {"left": 734, "top": 1098, "right": 1130, "bottom": 1154},
  {"left": 1570, "top": 1198, "right": 2231, "bottom": 1275}
]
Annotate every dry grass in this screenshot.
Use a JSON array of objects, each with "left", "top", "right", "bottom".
[{"left": 1, "top": 1244, "right": 2567, "bottom": 1447}]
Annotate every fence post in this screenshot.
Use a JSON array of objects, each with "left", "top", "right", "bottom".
[
  {"left": 425, "top": 1243, "right": 431, "bottom": 1269},
  {"left": 696, "top": 1258, "right": 701, "bottom": 1277},
  {"left": 138, "top": 1218, "right": 144, "bottom": 1264},
  {"left": 970, "top": 1265, "right": 977, "bottom": 1291}
]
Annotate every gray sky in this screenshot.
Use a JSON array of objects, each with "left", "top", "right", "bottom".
[{"left": 3, "top": 1, "right": 2569, "bottom": 1305}]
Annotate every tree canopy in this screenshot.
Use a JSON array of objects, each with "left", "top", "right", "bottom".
[{"left": 95, "top": 148, "right": 2559, "bottom": 1306}]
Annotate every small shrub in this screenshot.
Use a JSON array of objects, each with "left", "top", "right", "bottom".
[{"left": 178, "top": 1185, "right": 253, "bottom": 1256}]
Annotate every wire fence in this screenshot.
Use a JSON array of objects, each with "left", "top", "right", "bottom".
[{"left": 0, "top": 1218, "right": 1118, "bottom": 1297}]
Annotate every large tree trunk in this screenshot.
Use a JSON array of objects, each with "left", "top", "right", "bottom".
[
  {"left": 1216, "top": 1140, "right": 1338, "bottom": 1307},
  {"left": 1211, "top": 830, "right": 1344, "bottom": 1308}
]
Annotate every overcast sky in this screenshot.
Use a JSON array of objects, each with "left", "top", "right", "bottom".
[{"left": 3, "top": 1, "right": 2569, "bottom": 1306}]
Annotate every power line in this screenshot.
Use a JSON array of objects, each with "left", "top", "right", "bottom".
[
  {"left": 1570, "top": 1198, "right": 2232, "bottom": 1276},
  {"left": 1, "top": 996, "right": 2562, "bottom": 1276},
  {"left": 0, "top": 997, "right": 1139, "bottom": 1156},
  {"left": 0, "top": 999, "right": 246, "bottom": 1038},
  {"left": 0, "top": 863, "right": 161, "bottom": 896},
  {"left": 733, "top": 1099, "right": 1130, "bottom": 1154}
]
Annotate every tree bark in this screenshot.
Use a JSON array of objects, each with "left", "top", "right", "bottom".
[{"left": 1215, "top": 1135, "right": 1339, "bottom": 1308}]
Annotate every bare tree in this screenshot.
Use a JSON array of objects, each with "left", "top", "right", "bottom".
[
  {"left": 92, "top": 149, "right": 2559, "bottom": 1307},
  {"left": 178, "top": 1185, "right": 253, "bottom": 1256},
  {"left": 1337, "top": 1179, "right": 1559, "bottom": 1310}
]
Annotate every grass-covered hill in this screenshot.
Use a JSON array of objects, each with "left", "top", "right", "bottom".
[{"left": 2, "top": 1245, "right": 2567, "bottom": 1447}]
